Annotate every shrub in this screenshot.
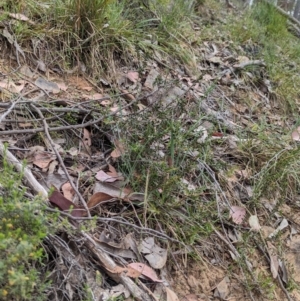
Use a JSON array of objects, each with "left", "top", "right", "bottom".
[{"left": 0, "top": 153, "right": 49, "bottom": 300}]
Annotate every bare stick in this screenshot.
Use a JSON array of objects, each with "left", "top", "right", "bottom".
[
  {"left": 0, "top": 99, "right": 19, "bottom": 123},
  {"left": 0, "top": 90, "right": 158, "bottom": 135},
  {"left": 0, "top": 141, "right": 48, "bottom": 199},
  {"left": 45, "top": 207, "right": 183, "bottom": 244}
]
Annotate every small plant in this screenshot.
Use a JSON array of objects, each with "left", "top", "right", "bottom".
[{"left": 0, "top": 152, "right": 50, "bottom": 300}]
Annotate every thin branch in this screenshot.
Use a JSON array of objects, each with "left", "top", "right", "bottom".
[
  {"left": 45, "top": 207, "right": 184, "bottom": 245},
  {"left": 0, "top": 90, "right": 157, "bottom": 135},
  {"left": 30, "top": 104, "right": 91, "bottom": 217}
]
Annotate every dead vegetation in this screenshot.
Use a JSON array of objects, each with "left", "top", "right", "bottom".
[{"left": 1, "top": 0, "right": 300, "bottom": 301}]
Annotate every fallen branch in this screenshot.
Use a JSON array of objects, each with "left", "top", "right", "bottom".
[
  {"left": 0, "top": 90, "right": 158, "bottom": 135},
  {"left": 0, "top": 141, "right": 48, "bottom": 199}
]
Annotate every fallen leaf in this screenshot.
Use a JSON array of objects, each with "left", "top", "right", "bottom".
[
  {"left": 165, "top": 287, "right": 179, "bottom": 301},
  {"left": 111, "top": 139, "right": 126, "bottom": 158},
  {"left": 48, "top": 160, "right": 58, "bottom": 174},
  {"left": 107, "top": 164, "right": 120, "bottom": 177},
  {"left": 0, "top": 79, "right": 25, "bottom": 93},
  {"left": 33, "top": 151, "right": 55, "bottom": 169},
  {"left": 82, "top": 128, "right": 91, "bottom": 154},
  {"left": 96, "top": 170, "right": 117, "bottom": 182},
  {"left": 214, "top": 277, "right": 229, "bottom": 300},
  {"left": 8, "top": 13, "right": 35, "bottom": 25},
  {"left": 248, "top": 215, "right": 261, "bottom": 231},
  {"left": 109, "top": 265, "right": 141, "bottom": 278},
  {"left": 35, "top": 77, "right": 60, "bottom": 93},
  {"left": 267, "top": 241, "right": 279, "bottom": 279},
  {"left": 139, "top": 237, "right": 168, "bottom": 269},
  {"left": 124, "top": 266, "right": 142, "bottom": 278},
  {"left": 87, "top": 192, "right": 113, "bottom": 209},
  {"left": 269, "top": 218, "right": 289, "bottom": 238},
  {"left": 56, "top": 82, "right": 68, "bottom": 91},
  {"left": 212, "top": 132, "right": 223, "bottom": 137},
  {"left": 291, "top": 126, "right": 300, "bottom": 141},
  {"left": 229, "top": 206, "right": 246, "bottom": 224},
  {"left": 49, "top": 190, "right": 86, "bottom": 217},
  {"left": 111, "top": 148, "right": 122, "bottom": 158},
  {"left": 61, "top": 182, "right": 75, "bottom": 201},
  {"left": 126, "top": 71, "right": 139, "bottom": 83},
  {"left": 127, "top": 263, "right": 163, "bottom": 282},
  {"left": 93, "top": 181, "right": 132, "bottom": 199}
]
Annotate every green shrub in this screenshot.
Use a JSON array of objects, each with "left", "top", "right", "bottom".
[{"left": 0, "top": 153, "right": 49, "bottom": 300}]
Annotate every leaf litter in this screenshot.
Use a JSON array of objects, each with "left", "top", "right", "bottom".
[{"left": 1, "top": 3, "right": 300, "bottom": 301}]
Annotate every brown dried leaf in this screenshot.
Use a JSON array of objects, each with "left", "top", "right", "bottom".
[
  {"left": 126, "top": 71, "right": 139, "bottom": 83},
  {"left": 111, "top": 139, "right": 126, "bottom": 158},
  {"left": 96, "top": 170, "right": 117, "bottom": 182},
  {"left": 87, "top": 192, "right": 113, "bottom": 209},
  {"left": 127, "top": 263, "right": 163, "bottom": 282},
  {"left": 96, "top": 165, "right": 124, "bottom": 182},
  {"left": 83, "top": 128, "right": 92, "bottom": 147},
  {"left": 82, "top": 128, "right": 92, "bottom": 154},
  {"left": 48, "top": 160, "right": 58, "bottom": 174},
  {"left": 61, "top": 182, "right": 75, "bottom": 201},
  {"left": 111, "top": 148, "right": 122, "bottom": 158},
  {"left": 33, "top": 152, "right": 54, "bottom": 169},
  {"left": 229, "top": 206, "right": 246, "bottom": 224},
  {"left": 124, "top": 266, "right": 142, "bottom": 278},
  {"left": 49, "top": 190, "right": 86, "bottom": 217}
]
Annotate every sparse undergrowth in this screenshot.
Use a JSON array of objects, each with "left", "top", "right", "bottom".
[{"left": 1, "top": 0, "right": 300, "bottom": 300}]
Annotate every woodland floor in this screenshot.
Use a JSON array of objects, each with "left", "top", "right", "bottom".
[{"left": 1, "top": 1, "right": 300, "bottom": 301}]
